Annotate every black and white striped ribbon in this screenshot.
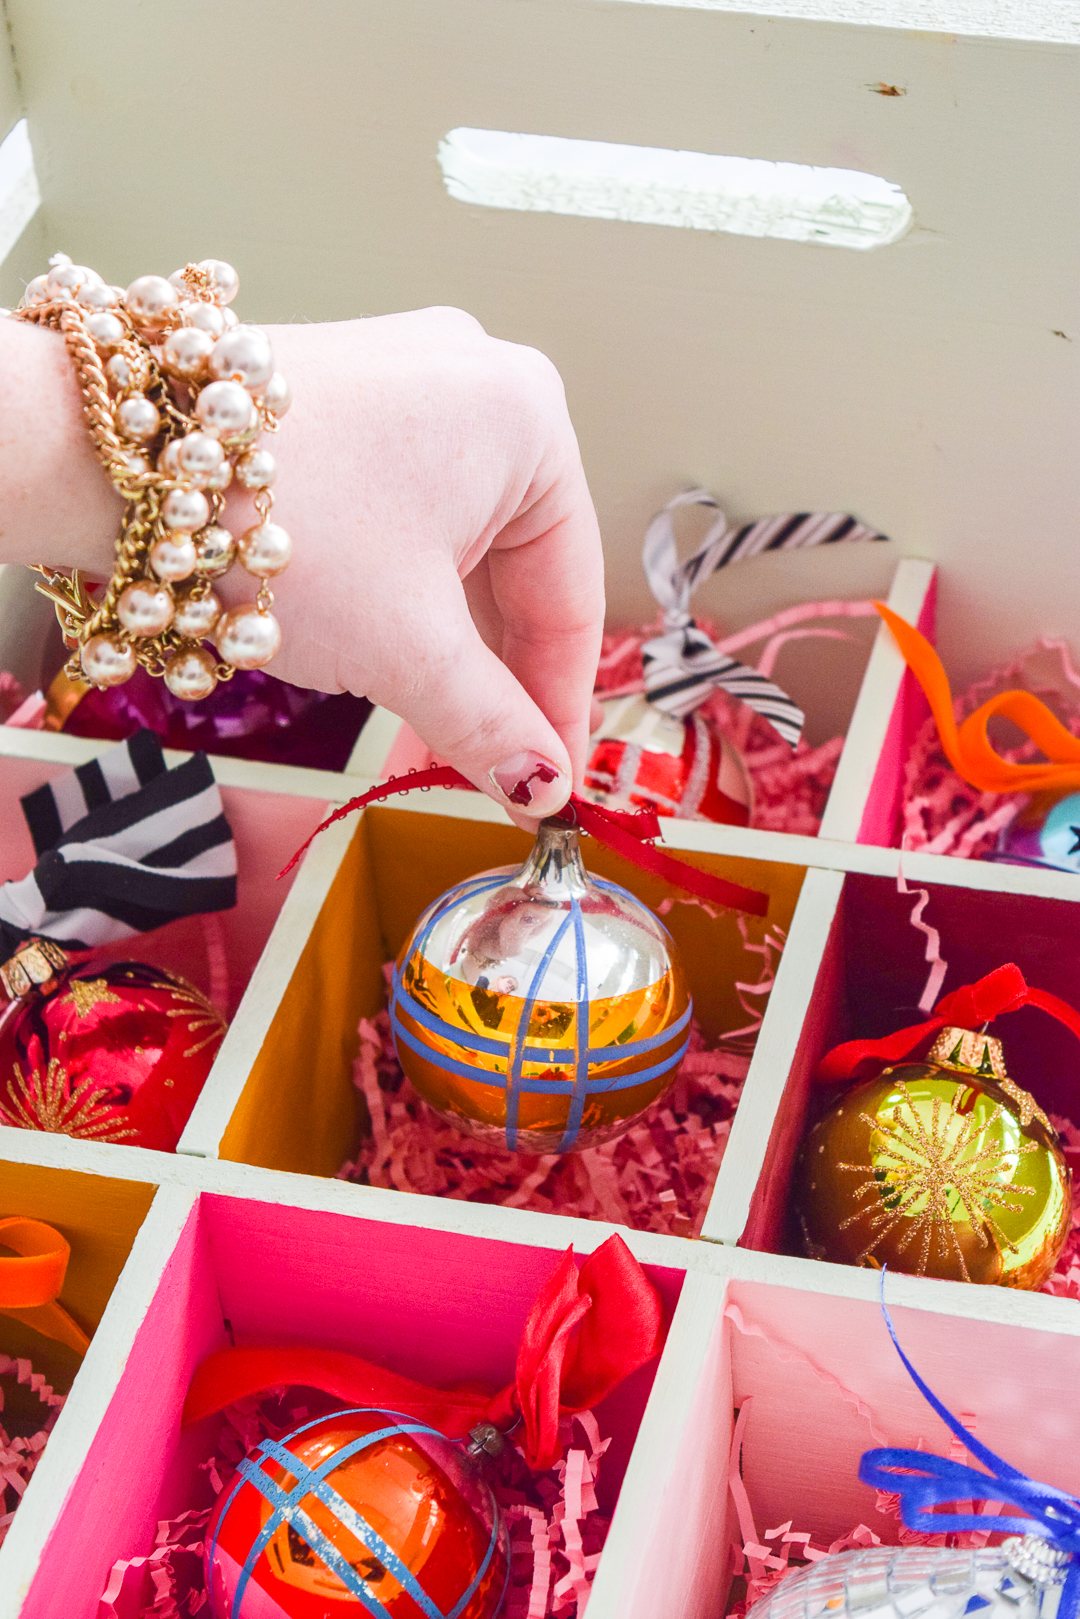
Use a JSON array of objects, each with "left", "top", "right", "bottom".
[
  {"left": 0, "top": 729, "right": 237, "bottom": 959},
  {"left": 641, "top": 489, "right": 889, "bottom": 747}
]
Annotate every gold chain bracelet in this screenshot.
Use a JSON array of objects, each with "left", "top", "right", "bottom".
[{"left": 4, "top": 255, "right": 291, "bottom": 701}]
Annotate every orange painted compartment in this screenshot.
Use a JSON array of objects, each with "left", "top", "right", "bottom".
[{"left": 216, "top": 805, "right": 807, "bottom": 1182}]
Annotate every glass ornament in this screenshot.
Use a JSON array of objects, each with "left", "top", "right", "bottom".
[
  {"left": 0, "top": 960, "right": 227, "bottom": 1151},
  {"left": 204, "top": 1406, "right": 508, "bottom": 1619},
  {"left": 794, "top": 1026, "right": 1071, "bottom": 1287},
  {"left": 583, "top": 693, "right": 751, "bottom": 825},
  {"left": 996, "top": 792, "right": 1080, "bottom": 875},
  {"left": 54, "top": 664, "right": 372, "bottom": 772},
  {"left": 390, "top": 818, "right": 692, "bottom": 1152},
  {"left": 747, "top": 1539, "right": 1071, "bottom": 1619}
]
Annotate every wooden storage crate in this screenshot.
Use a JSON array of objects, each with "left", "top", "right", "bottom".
[{"left": 1, "top": 1, "right": 1078, "bottom": 1614}]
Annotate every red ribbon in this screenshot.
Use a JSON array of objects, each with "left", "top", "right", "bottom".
[
  {"left": 182, "top": 1234, "right": 665, "bottom": 1472},
  {"left": 818, "top": 962, "right": 1080, "bottom": 1084},
  {"left": 279, "top": 764, "right": 769, "bottom": 917}
]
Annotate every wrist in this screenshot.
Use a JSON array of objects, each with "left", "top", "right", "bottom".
[{"left": 0, "top": 319, "right": 124, "bottom": 576}]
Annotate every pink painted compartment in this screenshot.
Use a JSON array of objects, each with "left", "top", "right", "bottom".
[
  {"left": 629, "top": 1275, "right": 1080, "bottom": 1619},
  {"left": 739, "top": 870, "right": 1080, "bottom": 1256},
  {"left": 0, "top": 755, "right": 328, "bottom": 1020},
  {"left": 20, "top": 1194, "right": 683, "bottom": 1618},
  {"left": 856, "top": 574, "right": 937, "bottom": 848}
]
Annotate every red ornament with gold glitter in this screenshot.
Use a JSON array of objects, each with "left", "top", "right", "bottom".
[
  {"left": 0, "top": 730, "right": 237, "bottom": 1151},
  {"left": 0, "top": 957, "right": 226, "bottom": 1151}
]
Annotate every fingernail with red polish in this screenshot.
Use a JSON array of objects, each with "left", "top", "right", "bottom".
[{"left": 490, "top": 753, "right": 569, "bottom": 815}]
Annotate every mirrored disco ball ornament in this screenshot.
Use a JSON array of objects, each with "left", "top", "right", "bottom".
[
  {"left": 205, "top": 1407, "right": 508, "bottom": 1619},
  {"left": 583, "top": 694, "right": 751, "bottom": 825},
  {"left": 746, "top": 1540, "right": 1072, "bottom": 1619},
  {"left": 390, "top": 818, "right": 692, "bottom": 1152}
]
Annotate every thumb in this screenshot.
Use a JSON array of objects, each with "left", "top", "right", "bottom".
[{"left": 368, "top": 570, "right": 575, "bottom": 827}]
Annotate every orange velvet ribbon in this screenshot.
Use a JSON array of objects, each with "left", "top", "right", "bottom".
[
  {"left": 877, "top": 603, "right": 1080, "bottom": 796},
  {"left": 0, "top": 1216, "right": 91, "bottom": 1355}
]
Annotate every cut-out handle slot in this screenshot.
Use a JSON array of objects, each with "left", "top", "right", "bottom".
[{"left": 439, "top": 127, "right": 913, "bottom": 250}]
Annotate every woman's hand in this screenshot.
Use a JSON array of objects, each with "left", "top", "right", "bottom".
[{"left": 0, "top": 306, "right": 605, "bottom": 825}]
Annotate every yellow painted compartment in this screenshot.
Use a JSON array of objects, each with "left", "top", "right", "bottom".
[
  {"left": 0, "top": 1157, "right": 155, "bottom": 1391},
  {"left": 218, "top": 806, "right": 806, "bottom": 1175}
]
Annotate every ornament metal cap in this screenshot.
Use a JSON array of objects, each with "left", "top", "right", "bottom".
[
  {"left": 1001, "top": 1533, "right": 1072, "bottom": 1588},
  {"left": 926, "top": 1024, "right": 1007, "bottom": 1081},
  {"left": 0, "top": 938, "right": 69, "bottom": 1001},
  {"left": 465, "top": 1420, "right": 508, "bottom": 1460}
]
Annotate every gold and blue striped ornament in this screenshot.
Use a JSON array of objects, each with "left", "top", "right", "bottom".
[{"left": 390, "top": 819, "right": 691, "bottom": 1153}]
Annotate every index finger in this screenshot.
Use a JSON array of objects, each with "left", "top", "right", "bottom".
[{"left": 486, "top": 461, "right": 606, "bottom": 785}]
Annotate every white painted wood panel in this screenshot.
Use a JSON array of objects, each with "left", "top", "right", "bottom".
[
  {"left": 0, "top": 1185, "right": 199, "bottom": 1619},
  {"left": 0, "top": 714, "right": 364, "bottom": 803},
  {"left": 702, "top": 865, "right": 845, "bottom": 1243},
  {"left": 175, "top": 813, "right": 360, "bottom": 1160},
  {"left": 587, "top": 1270, "right": 733, "bottom": 1619},
  {"left": 3, "top": 2, "right": 1076, "bottom": 697},
  {"left": 818, "top": 557, "right": 935, "bottom": 841}
]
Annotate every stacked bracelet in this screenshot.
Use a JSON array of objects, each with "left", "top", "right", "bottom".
[{"left": 5, "top": 254, "right": 291, "bottom": 701}]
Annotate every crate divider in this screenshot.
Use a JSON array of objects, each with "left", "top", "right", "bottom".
[
  {"left": 176, "top": 809, "right": 367, "bottom": 1164},
  {"left": 0, "top": 1183, "right": 200, "bottom": 1619},
  {"left": 0, "top": 1124, "right": 701, "bottom": 1274},
  {"left": 0, "top": 708, "right": 360, "bottom": 804},
  {"left": 343, "top": 701, "right": 406, "bottom": 777},
  {"left": 592, "top": 1239, "right": 1080, "bottom": 1619},
  {"left": 586, "top": 1267, "right": 732, "bottom": 1619},
  {"left": 818, "top": 557, "right": 936, "bottom": 845},
  {"left": 701, "top": 867, "right": 845, "bottom": 1245}
]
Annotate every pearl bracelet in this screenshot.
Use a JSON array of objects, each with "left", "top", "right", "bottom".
[{"left": 5, "top": 254, "right": 291, "bottom": 701}]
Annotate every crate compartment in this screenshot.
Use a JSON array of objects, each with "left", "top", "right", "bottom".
[
  {"left": 6, "top": 1188, "right": 685, "bottom": 1619},
  {"left": 587, "top": 1264, "right": 1080, "bottom": 1619},
  {"left": 718, "top": 868, "right": 1080, "bottom": 1261},
  {"left": 0, "top": 1158, "right": 156, "bottom": 1571},
  {"left": 0, "top": 751, "right": 330, "bottom": 1029},
  {"left": 0, "top": 752, "right": 332, "bottom": 1170},
  {"left": 179, "top": 800, "right": 807, "bottom": 1224},
  {"left": 0, "top": 1158, "right": 154, "bottom": 1397}
]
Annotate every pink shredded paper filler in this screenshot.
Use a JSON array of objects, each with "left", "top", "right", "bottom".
[
  {"left": 98, "top": 1399, "right": 612, "bottom": 1619},
  {"left": 0, "top": 1355, "right": 65, "bottom": 1548}
]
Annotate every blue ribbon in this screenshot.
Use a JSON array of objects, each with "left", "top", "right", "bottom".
[{"left": 860, "top": 1276, "right": 1080, "bottom": 1619}]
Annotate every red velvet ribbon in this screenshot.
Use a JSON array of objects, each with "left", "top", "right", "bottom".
[
  {"left": 182, "top": 1234, "right": 665, "bottom": 1472},
  {"left": 279, "top": 764, "right": 769, "bottom": 917},
  {"left": 818, "top": 962, "right": 1080, "bottom": 1084}
]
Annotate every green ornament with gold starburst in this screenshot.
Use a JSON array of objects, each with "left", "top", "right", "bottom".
[{"left": 793, "top": 1025, "right": 1072, "bottom": 1288}]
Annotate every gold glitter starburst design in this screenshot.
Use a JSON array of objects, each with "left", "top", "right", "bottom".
[
  {"left": 837, "top": 1080, "right": 1038, "bottom": 1282},
  {"left": 61, "top": 976, "right": 122, "bottom": 1019},
  {"left": 997, "top": 1074, "right": 1052, "bottom": 1133},
  {"left": 162, "top": 977, "right": 227, "bottom": 1059},
  {"left": 0, "top": 1055, "right": 138, "bottom": 1142}
]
